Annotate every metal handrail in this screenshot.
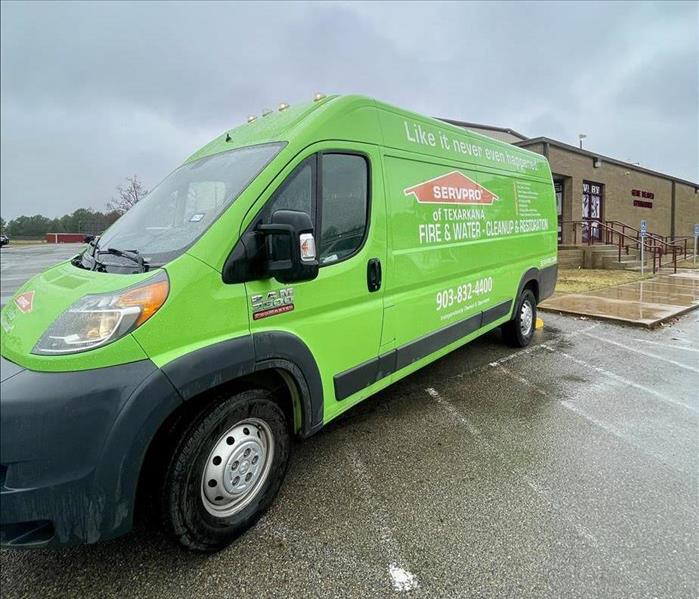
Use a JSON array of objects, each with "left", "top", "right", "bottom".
[
  {"left": 595, "top": 218, "right": 683, "bottom": 267},
  {"left": 605, "top": 220, "right": 688, "bottom": 259},
  {"left": 662, "top": 235, "right": 690, "bottom": 257},
  {"left": 560, "top": 220, "right": 678, "bottom": 273}
]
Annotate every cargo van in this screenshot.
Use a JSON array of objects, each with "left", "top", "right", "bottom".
[{"left": 0, "top": 95, "right": 557, "bottom": 551}]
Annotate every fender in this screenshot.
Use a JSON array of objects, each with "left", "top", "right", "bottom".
[
  {"left": 97, "top": 367, "right": 182, "bottom": 540},
  {"left": 0, "top": 358, "right": 182, "bottom": 546},
  {"left": 514, "top": 263, "right": 558, "bottom": 310},
  {"left": 252, "top": 331, "right": 323, "bottom": 435},
  {"left": 160, "top": 332, "right": 324, "bottom": 438},
  {"left": 516, "top": 267, "right": 540, "bottom": 307}
]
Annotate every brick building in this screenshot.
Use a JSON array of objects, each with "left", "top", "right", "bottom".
[{"left": 440, "top": 120, "right": 699, "bottom": 244}]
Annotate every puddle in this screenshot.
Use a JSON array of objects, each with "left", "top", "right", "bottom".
[{"left": 540, "top": 270, "right": 699, "bottom": 326}]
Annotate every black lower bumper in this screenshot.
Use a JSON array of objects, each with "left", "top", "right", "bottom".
[{"left": 0, "top": 356, "right": 182, "bottom": 547}]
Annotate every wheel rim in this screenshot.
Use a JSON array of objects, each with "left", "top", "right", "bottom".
[
  {"left": 520, "top": 300, "right": 534, "bottom": 336},
  {"left": 200, "top": 418, "right": 274, "bottom": 518}
]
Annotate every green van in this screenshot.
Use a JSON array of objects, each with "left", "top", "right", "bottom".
[{"left": 0, "top": 95, "right": 557, "bottom": 551}]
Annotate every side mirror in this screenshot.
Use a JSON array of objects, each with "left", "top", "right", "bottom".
[{"left": 257, "top": 210, "right": 319, "bottom": 283}]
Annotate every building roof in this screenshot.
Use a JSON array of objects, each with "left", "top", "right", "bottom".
[
  {"left": 436, "top": 118, "right": 529, "bottom": 141},
  {"left": 516, "top": 137, "right": 699, "bottom": 189}
]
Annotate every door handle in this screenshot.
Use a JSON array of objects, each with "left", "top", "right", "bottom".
[{"left": 367, "top": 258, "right": 382, "bottom": 292}]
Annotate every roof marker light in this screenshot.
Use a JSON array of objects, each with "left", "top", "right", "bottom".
[
  {"left": 313, "top": 93, "right": 326, "bottom": 102},
  {"left": 247, "top": 115, "right": 257, "bottom": 123},
  {"left": 278, "top": 102, "right": 290, "bottom": 111},
  {"left": 262, "top": 109, "right": 273, "bottom": 117}
]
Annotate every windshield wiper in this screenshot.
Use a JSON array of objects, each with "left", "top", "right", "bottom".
[{"left": 96, "top": 247, "right": 149, "bottom": 272}]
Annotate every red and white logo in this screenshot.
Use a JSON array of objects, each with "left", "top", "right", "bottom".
[
  {"left": 14, "top": 290, "right": 35, "bottom": 313},
  {"left": 404, "top": 171, "right": 499, "bottom": 205}
]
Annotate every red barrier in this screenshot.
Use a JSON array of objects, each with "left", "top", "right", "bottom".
[{"left": 46, "top": 233, "right": 86, "bottom": 243}]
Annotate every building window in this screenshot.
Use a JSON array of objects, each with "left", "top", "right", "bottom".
[
  {"left": 582, "top": 180, "right": 603, "bottom": 242},
  {"left": 554, "top": 180, "right": 564, "bottom": 243}
]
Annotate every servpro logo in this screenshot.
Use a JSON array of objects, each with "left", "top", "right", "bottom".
[
  {"left": 404, "top": 171, "right": 499, "bottom": 205},
  {"left": 14, "top": 290, "right": 34, "bottom": 314}
]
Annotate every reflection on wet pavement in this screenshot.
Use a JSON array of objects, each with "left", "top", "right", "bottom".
[{"left": 540, "top": 271, "right": 699, "bottom": 327}]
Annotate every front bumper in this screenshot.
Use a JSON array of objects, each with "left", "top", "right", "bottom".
[{"left": 0, "top": 356, "right": 181, "bottom": 547}]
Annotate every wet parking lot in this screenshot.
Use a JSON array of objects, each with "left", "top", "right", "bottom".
[
  {"left": 1, "top": 245, "right": 698, "bottom": 598},
  {"left": 0, "top": 243, "right": 86, "bottom": 307}
]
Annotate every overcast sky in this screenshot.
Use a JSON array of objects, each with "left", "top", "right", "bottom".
[{"left": 1, "top": 1, "right": 697, "bottom": 220}]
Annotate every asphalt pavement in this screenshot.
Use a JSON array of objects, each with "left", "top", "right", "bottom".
[
  {"left": 1, "top": 244, "right": 698, "bottom": 598},
  {"left": 0, "top": 243, "right": 85, "bottom": 307}
]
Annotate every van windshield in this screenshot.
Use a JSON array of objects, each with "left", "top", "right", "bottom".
[{"left": 90, "top": 143, "right": 284, "bottom": 268}]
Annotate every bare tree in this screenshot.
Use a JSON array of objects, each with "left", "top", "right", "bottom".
[{"left": 108, "top": 175, "right": 148, "bottom": 214}]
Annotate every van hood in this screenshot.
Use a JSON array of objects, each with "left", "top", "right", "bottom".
[{"left": 0, "top": 260, "right": 153, "bottom": 372}]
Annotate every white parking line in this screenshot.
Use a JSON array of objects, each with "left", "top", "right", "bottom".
[
  {"left": 491, "top": 363, "right": 692, "bottom": 485},
  {"left": 523, "top": 478, "right": 600, "bottom": 547},
  {"left": 493, "top": 363, "right": 554, "bottom": 398},
  {"left": 411, "top": 323, "right": 601, "bottom": 395},
  {"left": 424, "top": 385, "right": 601, "bottom": 549},
  {"left": 425, "top": 387, "right": 481, "bottom": 436},
  {"left": 485, "top": 323, "right": 601, "bottom": 370},
  {"left": 345, "top": 447, "right": 419, "bottom": 593},
  {"left": 388, "top": 565, "right": 419, "bottom": 593},
  {"left": 631, "top": 338, "right": 699, "bottom": 353},
  {"left": 540, "top": 344, "right": 697, "bottom": 414},
  {"left": 581, "top": 332, "right": 699, "bottom": 374},
  {"left": 560, "top": 398, "right": 687, "bottom": 476}
]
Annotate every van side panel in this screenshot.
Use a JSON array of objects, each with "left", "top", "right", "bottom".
[
  {"left": 378, "top": 111, "right": 556, "bottom": 372},
  {"left": 382, "top": 151, "right": 556, "bottom": 341}
]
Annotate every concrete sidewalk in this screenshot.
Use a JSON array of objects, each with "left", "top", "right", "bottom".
[{"left": 539, "top": 270, "right": 699, "bottom": 327}]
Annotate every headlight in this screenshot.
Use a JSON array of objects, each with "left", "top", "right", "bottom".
[{"left": 32, "top": 271, "right": 169, "bottom": 355}]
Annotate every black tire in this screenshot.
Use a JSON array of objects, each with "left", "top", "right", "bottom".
[
  {"left": 502, "top": 289, "right": 537, "bottom": 348},
  {"left": 160, "top": 389, "right": 290, "bottom": 552}
]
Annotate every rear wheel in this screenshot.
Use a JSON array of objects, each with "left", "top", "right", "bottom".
[
  {"left": 160, "top": 389, "right": 290, "bottom": 552},
  {"left": 502, "top": 289, "right": 537, "bottom": 348}
]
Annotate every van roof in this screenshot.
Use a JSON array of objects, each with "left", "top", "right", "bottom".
[{"left": 187, "top": 95, "right": 551, "bottom": 180}]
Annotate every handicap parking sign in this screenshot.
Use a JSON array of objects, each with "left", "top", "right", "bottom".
[{"left": 640, "top": 220, "right": 648, "bottom": 237}]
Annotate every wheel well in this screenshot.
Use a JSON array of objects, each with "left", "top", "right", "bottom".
[
  {"left": 134, "top": 367, "right": 300, "bottom": 526},
  {"left": 523, "top": 278, "right": 540, "bottom": 303}
]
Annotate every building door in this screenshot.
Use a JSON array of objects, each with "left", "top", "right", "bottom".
[
  {"left": 554, "top": 179, "right": 564, "bottom": 243},
  {"left": 582, "top": 180, "right": 603, "bottom": 242}
]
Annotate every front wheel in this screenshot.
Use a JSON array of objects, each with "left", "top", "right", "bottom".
[
  {"left": 160, "top": 389, "right": 290, "bottom": 552},
  {"left": 502, "top": 289, "right": 537, "bottom": 348}
]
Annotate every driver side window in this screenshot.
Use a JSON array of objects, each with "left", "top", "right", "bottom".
[
  {"left": 262, "top": 152, "right": 369, "bottom": 266},
  {"left": 264, "top": 157, "right": 315, "bottom": 220},
  {"left": 319, "top": 154, "right": 368, "bottom": 264}
]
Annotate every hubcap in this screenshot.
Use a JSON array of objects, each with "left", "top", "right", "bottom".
[
  {"left": 520, "top": 300, "right": 534, "bottom": 336},
  {"left": 201, "top": 418, "right": 274, "bottom": 517}
]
